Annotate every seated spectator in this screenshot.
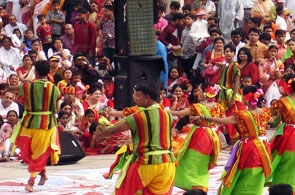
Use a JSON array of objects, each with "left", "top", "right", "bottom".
[
  {"left": 160, "top": 86, "right": 170, "bottom": 109},
  {"left": 79, "top": 108, "right": 100, "bottom": 149},
  {"left": 12, "top": 28, "right": 23, "bottom": 48},
  {"left": 169, "top": 84, "right": 190, "bottom": 112},
  {"left": 48, "top": 56, "right": 63, "bottom": 84},
  {"left": 82, "top": 85, "right": 108, "bottom": 113},
  {"left": 0, "top": 84, "right": 9, "bottom": 99},
  {"left": 168, "top": 67, "right": 192, "bottom": 95},
  {"left": 57, "top": 110, "right": 70, "bottom": 132},
  {"left": 0, "top": 110, "right": 18, "bottom": 161},
  {"left": 95, "top": 55, "right": 114, "bottom": 78},
  {"left": 7, "top": 74, "right": 19, "bottom": 87},
  {"left": 30, "top": 39, "right": 47, "bottom": 61},
  {"left": 71, "top": 70, "right": 89, "bottom": 100},
  {"left": 72, "top": 53, "right": 99, "bottom": 85},
  {"left": 48, "top": 38, "right": 72, "bottom": 69},
  {"left": 0, "top": 91, "right": 19, "bottom": 119},
  {"left": 269, "top": 184, "right": 293, "bottom": 195},
  {"left": 16, "top": 55, "right": 35, "bottom": 83},
  {"left": 0, "top": 36, "right": 23, "bottom": 76},
  {"left": 4, "top": 15, "right": 27, "bottom": 35},
  {"left": 23, "top": 30, "right": 35, "bottom": 52},
  {"left": 102, "top": 74, "right": 114, "bottom": 108},
  {"left": 58, "top": 86, "right": 84, "bottom": 118},
  {"left": 57, "top": 69, "right": 72, "bottom": 93}
]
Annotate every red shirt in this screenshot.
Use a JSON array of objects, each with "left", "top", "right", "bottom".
[
  {"left": 74, "top": 20, "right": 97, "bottom": 53},
  {"left": 36, "top": 24, "right": 52, "bottom": 44},
  {"left": 240, "top": 62, "right": 259, "bottom": 85}
]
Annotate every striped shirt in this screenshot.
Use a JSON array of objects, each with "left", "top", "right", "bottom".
[
  {"left": 126, "top": 104, "right": 175, "bottom": 164},
  {"left": 18, "top": 80, "right": 60, "bottom": 129}
]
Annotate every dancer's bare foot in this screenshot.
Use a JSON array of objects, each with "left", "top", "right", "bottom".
[
  {"left": 38, "top": 174, "right": 48, "bottom": 185},
  {"left": 25, "top": 184, "right": 34, "bottom": 192}
]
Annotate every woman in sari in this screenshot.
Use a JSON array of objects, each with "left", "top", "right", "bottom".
[
  {"left": 82, "top": 85, "right": 108, "bottom": 113},
  {"left": 202, "top": 37, "right": 225, "bottom": 84},
  {"left": 196, "top": 85, "right": 272, "bottom": 195},
  {"left": 170, "top": 82, "right": 224, "bottom": 193},
  {"left": 259, "top": 45, "right": 284, "bottom": 107},
  {"left": 168, "top": 67, "right": 192, "bottom": 95},
  {"left": 16, "top": 55, "right": 35, "bottom": 83},
  {"left": 269, "top": 73, "right": 295, "bottom": 191}
]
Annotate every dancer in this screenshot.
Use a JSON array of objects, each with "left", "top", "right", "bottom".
[
  {"left": 10, "top": 60, "right": 61, "bottom": 192},
  {"left": 170, "top": 82, "right": 224, "bottom": 193},
  {"left": 196, "top": 85, "right": 272, "bottom": 195},
  {"left": 270, "top": 73, "right": 295, "bottom": 191},
  {"left": 95, "top": 83, "right": 175, "bottom": 195}
]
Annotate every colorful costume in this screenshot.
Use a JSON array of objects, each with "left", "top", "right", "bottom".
[
  {"left": 174, "top": 103, "right": 224, "bottom": 192},
  {"left": 219, "top": 61, "right": 245, "bottom": 139},
  {"left": 219, "top": 109, "right": 272, "bottom": 195},
  {"left": 105, "top": 104, "right": 175, "bottom": 195},
  {"left": 10, "top": 80, "right": 61, "bottom": 185},
  {"left": 270, "top": 97, "right": 295, "bottom": 191}
]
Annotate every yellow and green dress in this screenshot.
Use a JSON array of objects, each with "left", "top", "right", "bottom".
[
  {"left": 10, "top": 80, "right": 61, "bottom": 177},
  {"left": 269, "top": 97, "right": 295, "bottom": 191},
  {"left": 219, "top": 109, "right": 272, "bottom": 195},
  {"left": 174, "top": 103, "right": 224, "bottom": 192}
]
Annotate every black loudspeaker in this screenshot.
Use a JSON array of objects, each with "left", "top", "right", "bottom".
[
  {"left": 114, "top": 0, "right": 157, "bottom": 56},
  {"left": 114, "top": 55, "right": 164, "bottom": 110},
  {"left": 58, "top": 132, "right": 85, "bottom": 165}
]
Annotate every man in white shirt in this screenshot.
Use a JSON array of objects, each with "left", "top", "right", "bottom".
[
  {"left": 0, "top": 36, "right": 22, "bottom": 76},
  {"left": 4, "top": 15, "right": 27, "bottom": 35},
  {"left": 231, "top": 29, "right": 245, "bottom": 61},
  {"left": 0, "top": 91, "right": 19, "bottom": 119},
  {"left": 276, "top": 6, "right": 287, "bottom": 31}
]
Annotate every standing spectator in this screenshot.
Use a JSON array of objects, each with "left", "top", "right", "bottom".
[
  {"left": 180, "top": 13, "right": 196, "bottom": 81},
  {"left": 159, "top": 13, "right": 184, "bottom": 69},
  {"left": 192, "top": 0, "right": 216, "bottom": 18},
  {"left": 36, "top": 14, "right": 52, "bottom": 56},
  {"left": 275, "top": 29, "right": 287, "bottom": 60},
  {"left": 0, "top": 91, "right": 19, "bottom": 119},
  {"left": 0, "top": 4, "right": 9, "bottom": 26},
  {"left": 245, "top": 28, "right": 268, "bottom": 64},
  {"left": 6, "top": 0, "right": 22, "bottom": 23},
  {"left": 275, "top": 6, "right": 287, "bottom": 31},
  {"left": 164, "top": 1, "right": 181, "bottom": 23},
  {"left": 240, "top": 0, "right": 254, "bottom": 28},
  {"left": 154, "top": 4, "right": 168, "bottom": 39},
  {"left": 60, "top": 23, "right": 75, "bottom": 54},
  {"left": 4, "top": 15, "right": 27, "bottom": 35},
  {"left": 237, "top": 47, "right": 259, "bottom": 85},
  {"left": 251, "top": 0, "right": 274, "bottom": 22},
  {"left": 218, "top": 0, "right": 244, "bottom": 42},
  {"left": 46, "top": 0, "right": 65, "bottom": 39},
  {"left": 230, "top": 29, "right": 245, "bottom": 61},
  {"left": 101, "top": 5, "right": 115, "bottom": 63},
  {"left": 0, "top": 36, "right": 23, "bottom": 76},
  {"left": 74, "top": 8, "right": 96, "bottom": 63}
]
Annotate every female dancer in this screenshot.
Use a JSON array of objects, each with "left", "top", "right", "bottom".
[
  {"left": 170, "top": 82, "right": 224, "bottom": 193},
  {"left": 197, "top": 85, "right": 272, "bottom": 195},
  {"left": 270, "top": 73, "right": 295, "bottom": 191}
]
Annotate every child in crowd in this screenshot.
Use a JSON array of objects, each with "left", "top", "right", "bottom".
[
  {"left": 23, "top": 30, "right": 35, "bottom": 52},
  {"left": 46, "top": 0, "right": 65, "bottom": 39},
  {"left": 71, "top": 70, "right": 89, "bottom": 100},
  {"left": 275, "top": 29, "right": 287, "bottom": 60},
  {"left": 241, "top": 75, "right": 253, "bottom": 89},
  {"left": 36, "top": 14, "right": 52, "bottom": 55},
  {"left": 160, "top": 86, "right": 170, "bottom": 108},
  {"left": 57, "top": 110, "right": 70, "bottom": 132}
]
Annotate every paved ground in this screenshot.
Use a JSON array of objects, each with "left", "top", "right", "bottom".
[{"left": 0, "top": 130, "right": 275, "bottom": 195}]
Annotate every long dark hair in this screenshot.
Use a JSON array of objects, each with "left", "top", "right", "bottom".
[{"left": 237, "top": 47, "right": 252, "bottom": 64}]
